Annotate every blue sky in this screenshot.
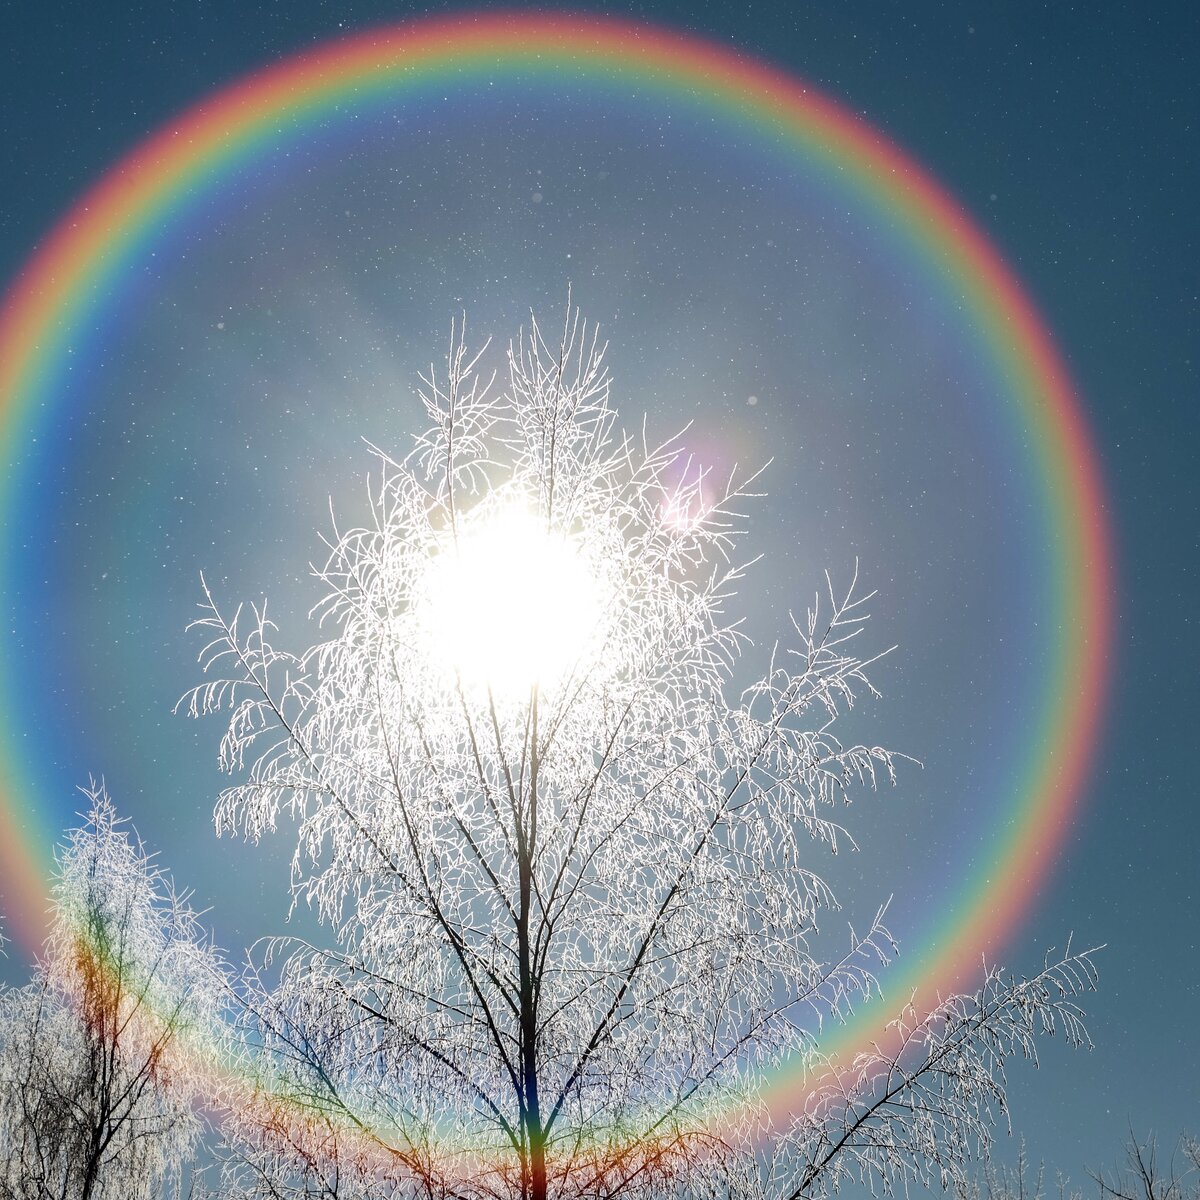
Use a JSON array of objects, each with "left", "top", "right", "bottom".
[{"left": 0, "top": 0, "right": 1196, "bottom": 1183}]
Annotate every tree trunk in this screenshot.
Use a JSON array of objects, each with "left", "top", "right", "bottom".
[
  {"left": 79, "top": 1135, "right": 103, "bottom": 1200},
  {"left": 520, "top": 699, "right": 547, "bottom": 1200}
]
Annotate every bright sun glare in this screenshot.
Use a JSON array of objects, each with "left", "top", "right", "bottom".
[{"left": 421, "top": 505, "right": 604, "bottom": 695}]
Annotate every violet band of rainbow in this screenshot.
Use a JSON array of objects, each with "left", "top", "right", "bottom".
[{"left": 0, "top": 10, "right": 1113, "bottom": 1107}]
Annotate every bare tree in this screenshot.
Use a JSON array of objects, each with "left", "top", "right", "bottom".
[
  {"left": 0, "top": 782, "right": 221, "bottom": 1200},
  {"left": 186, "top": 307, "right": 1099, "bottom": 1200},
  {"left": 958, "top": 1139, "right": 1052, "bottom": 1200},
  {"left": 957, "top": 1139, "right": 1079, "bottom": 1200},
  {"left": 959, "top": 1129, "right": 1200, "bottom": 1200},
  {"left": 1091, "top": 1132, "right": 1200, "bottom": 1200}
]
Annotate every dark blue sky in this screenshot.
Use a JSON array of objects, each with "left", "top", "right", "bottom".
[{"left": 1, "top": 0, "right": 1196, "bottom": 1185}]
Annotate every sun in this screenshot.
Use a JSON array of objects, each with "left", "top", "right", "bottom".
[{"left": 420, "top": 503, "right": 604, "bottom": 696}]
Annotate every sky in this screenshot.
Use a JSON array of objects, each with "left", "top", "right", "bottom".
[{"left": 0, "top": 0, "right": 1197, "bottom": 1187}]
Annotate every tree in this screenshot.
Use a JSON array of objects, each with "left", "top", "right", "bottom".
[
  {"left": 958, "top": 1130, "right": 1200, "bottom": 1200},
  {"left": 0, "top": 782, "right": 219, "bottom": 1200},
  {"left": 1091, "top": 1133, "right": 1200, "bottom": 1200},
  {"left": 186, "top": 307, "right": 1099, "bottom": 1200}
]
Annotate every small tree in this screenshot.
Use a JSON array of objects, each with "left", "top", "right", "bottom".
[
  {"left": 0, "top": 782, "right": 219, "bottom": 1200},
  {"left": 1091, "top": 1133, "right": 1200, "bottom": 1200},
  {"left": 959, "top": 1130, "right": 1200, "bottom": 1200},
  {"left": 187, "top": 308, "right": 1098, "bottom": 1200}
]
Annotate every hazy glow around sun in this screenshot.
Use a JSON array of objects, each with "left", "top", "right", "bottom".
[{"left": 420, "top": 504, "right": 604, "bottom": 695}]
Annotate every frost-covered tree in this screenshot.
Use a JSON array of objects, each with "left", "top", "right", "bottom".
[
  {"left": 0, "top": 782, "right": 220, "bottom": 1200},
  {"left": 186, "top": 307, "right": 1098, "bottom": 1200}
]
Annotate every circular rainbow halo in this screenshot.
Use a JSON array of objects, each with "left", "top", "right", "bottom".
[
  {"left": 420, "top": 502, "right": 605, "bottom": 697},
  {"left": 0, "top": 8, "right": 1113, "bottom": 1134}
]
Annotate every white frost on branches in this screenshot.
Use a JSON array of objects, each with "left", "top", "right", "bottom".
[
  {"left": 780, "top": 949, "right": 1099, "bottom": 1199},
  {"left": 182, "top": 307, "right": 1099, "bottom": 1200},
  {"left": 0, "top": 782, "right": 222, "bottom": 1200}
]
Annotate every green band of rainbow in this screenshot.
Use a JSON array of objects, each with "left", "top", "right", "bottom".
[{"left": 0, "top": 10, "right": 1112, "bottom": 1116}]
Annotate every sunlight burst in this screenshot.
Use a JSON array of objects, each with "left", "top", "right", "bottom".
[{"left": 420, "top": 504, "right": 603, "bottom": 695}]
